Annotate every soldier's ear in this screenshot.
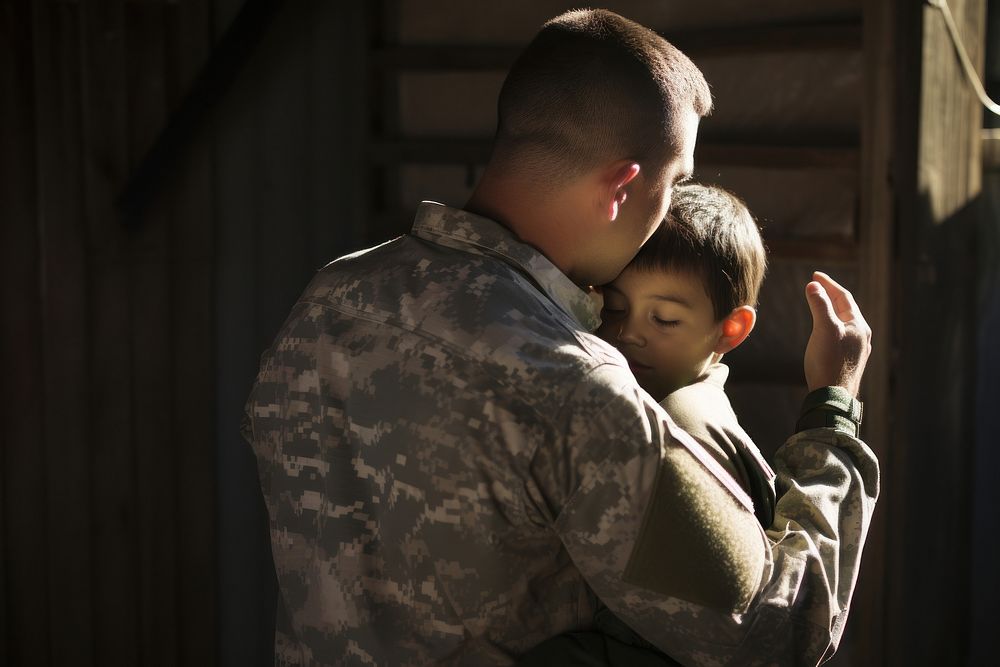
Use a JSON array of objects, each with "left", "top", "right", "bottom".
[
  {"left": 714, "top": 306, "right": 756, "bottom": 354},
  {"left": 603, "top": 161, "right": 641, "bottom": 222}
]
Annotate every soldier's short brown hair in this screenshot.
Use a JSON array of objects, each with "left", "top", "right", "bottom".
[
  {"left": 630, "top": 184, "right": 767, "bottom": 321},
  {"left": 493, "top": 9, "right": 712, "bottom": 181}
]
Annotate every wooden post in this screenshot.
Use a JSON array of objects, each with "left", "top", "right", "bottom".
[
  {"left": 79, "top": 2, "right": 141, "bottom": 663},
  {"left": 847, "top": 1, "right": 898, "bottom": 664},
  {"left": 888, "top": 0, "right": 986, "bottom": 664},
  {"left": 31, "top": 2, "right": 95, "bottom": 664},
  {"left": 920, "top": 0, "right": 984, "bottom": 220},
  {"left": 0, "top": 2, "right": 49, "bottom": 662},
  {"left": 984, "top": 128, "right": 1000, "bottom": 169}
]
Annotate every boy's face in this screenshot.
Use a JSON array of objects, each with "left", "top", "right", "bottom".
[{"left": 596, "top": 265, "right": 723, "bottom": 401}]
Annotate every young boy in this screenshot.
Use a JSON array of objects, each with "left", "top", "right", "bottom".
[
  {"left": 595, "top": 182, "right": 775, "bottom": 527},
  {"left": 517, "top": 184, "right": 777, "bottom": 666}
]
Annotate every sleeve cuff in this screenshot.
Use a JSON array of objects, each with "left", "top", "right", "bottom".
[{"left": 795, "top": 386, "right": 863, "bottom": 438}]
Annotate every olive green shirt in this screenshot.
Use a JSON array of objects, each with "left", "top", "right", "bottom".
[{"left": 662, "top": 363, "right": 777, "bottom": 528}]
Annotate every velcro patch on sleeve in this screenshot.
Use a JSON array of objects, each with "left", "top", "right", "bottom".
[{"left": 623, "top": 442, "right": 767, "bottom": 613}]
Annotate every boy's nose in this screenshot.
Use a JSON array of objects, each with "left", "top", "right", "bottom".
[{"left": 617, "top": 321, "right": 645, "bottom": 346}]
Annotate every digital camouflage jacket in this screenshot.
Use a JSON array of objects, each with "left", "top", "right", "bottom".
[{"left": 244, "top": 202, "right": 880, "bottom": 666}]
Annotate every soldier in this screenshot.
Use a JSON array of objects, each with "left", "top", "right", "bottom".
[{"left": 244, "top": 8, "right": 877, "bottom": 666}]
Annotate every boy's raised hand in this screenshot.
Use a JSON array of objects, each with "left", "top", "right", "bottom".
[{"left": 803, "top": 271, "right": 872, "bottom": 397}]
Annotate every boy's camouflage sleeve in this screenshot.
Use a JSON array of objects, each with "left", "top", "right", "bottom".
[{"left": 552, "top": 365, "right": 879, "bottom": 667}]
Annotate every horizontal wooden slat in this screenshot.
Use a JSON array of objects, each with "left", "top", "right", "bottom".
[
  {"left": 374, "top": 44, "right": 516, "bottom": 71},
  {"left": 765, "top": 237, "right": 857, "bottom": 261},
  {"left": 666, "top": 19, "right": 862, "bottom": 56},
  {"left": 370, "top": 138, "right": 859, "bottom": 170},
  {"left": 374, "top": 19, "right": 863, "bottom": 70},
  {"left": 697, "top": 143, "right": 859, "bottom": 170},
  {"left": 984, "top": 128, "right": 1000, "bottom": 170},
  {"left": 370, "top": 138, "right": 492, "bottom": 163}
]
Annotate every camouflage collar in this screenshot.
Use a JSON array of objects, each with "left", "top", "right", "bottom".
[{"left": 411, "top": 201, "right": 601, "bottom": 331}]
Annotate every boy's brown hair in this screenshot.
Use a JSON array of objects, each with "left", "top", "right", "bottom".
[
  {"left": 630, "top": 184, "right": 767, "bottom": 321},
  {"left": 493, "top": 9, "right": 713, "bottom": 183}
]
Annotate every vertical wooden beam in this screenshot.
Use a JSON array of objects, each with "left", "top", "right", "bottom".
[
  {"left": 305, "top": 0, "right": 369, "bottom": 259},
  {"left": 32, "top": 2, "right": 95, "bottom": 664},
  {"left": 252, "top": 0, "right": 309, "bottom": 347},
  {"left": 125, "top": 2, "right": 178, "bottom": 664},
  {"left": 971, "top": 171, "right": 1000, "bottom": 663},
  {"left": 372, "top": 0, "right": 404, "bottom": 242},
  {"left": 890, "top": 0, "right": 986, "bottom": 663},
  {"left": 347, "top": 4, "right": 372, "bottom": 252},
  {"left": 920, "top": 0, "right": 985, "bottom": 218},
  {"left": 170, "top": 0, "right": 217, "bottom": 663},
  {"left": 969, "top": 5, "right": 1000, "bottom": 663},
  {"left": 79, "top": 1, "right": 139, "bottom": 663},
  {"left": 848, "top": 2, "right": 897, "bottom": 665},
  {"left": 212, "top": 0, "right": 270, "bottom": 663},
  {"left": 0, "top": 2, "right": 49, "bottom": 663},
  {"left": 984, "top": 127, "right": 1000, "bottom": 168}
]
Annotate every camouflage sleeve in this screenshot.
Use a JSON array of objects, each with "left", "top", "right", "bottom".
[{"left": 551, "top": 364, "right": 879, "bottom": 666}]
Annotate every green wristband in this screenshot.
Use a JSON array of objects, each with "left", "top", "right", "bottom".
[{"left": 795, "top": 386, "right": 863, "bottom": 438}]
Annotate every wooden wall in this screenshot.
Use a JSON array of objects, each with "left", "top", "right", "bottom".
[
  {"left": 1, "top": 1, "right": 217, "bottom": 664},
  {"left": 972, "top": 167, "right": 1000, "bottom": 665},
  {"left": 971, "top": 5, "right": 1000, "bottom": 662},
  {"left": 373, "top": 2, "right": 887, "bottom": 662},
  {"left": 210, "top": 1, "right": 368, "bottom": 665},
  {"left": 888, "top": 0, "right": 988, "bottom": 663},
  {"left": 2, "top": 0, "right": 995, "bottom": 665},
  {"left": 0, "top": 0, "right": 368, "bottom": 663},
  {"left": 371, "top": 0, "right": 879, "bottom": 458}
]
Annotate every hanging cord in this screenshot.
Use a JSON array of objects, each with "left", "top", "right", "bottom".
[{"left": 926, "top": 0, "right": 1000, "bottom": 116}]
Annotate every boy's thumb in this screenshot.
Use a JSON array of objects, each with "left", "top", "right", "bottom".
[{"left": 805, "top": 281, "right": 837, "bottom": 327}]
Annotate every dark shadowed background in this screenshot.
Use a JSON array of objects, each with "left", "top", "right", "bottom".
[{"left": 2, "top": 0, "right": 998, "bottom": 665}]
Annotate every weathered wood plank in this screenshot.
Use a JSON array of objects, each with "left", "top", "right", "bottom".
[
  {"left": 304, "top": 0, "right": 368, "bottom": 261},
  {"left": 31, "top": 1, "right": 95, "bottom": 664},
  {"left": 984, "top": 128, "right": 1000, "bottom": 169},
  {"left": 374, "top": 0, "right": 403, "bottom": 243},
  {"left": 920, "top": 0, "right": 985, "bottom": 221},
  {"left": 0, "top": 2, "right": 49, "bottom": 663},
  {"left": 889, "top": 0, "right": 986, "bottom": 663},
  {"left": 372, "top": 20, "right": 863, "bottom": 70},
  {"left": 253, "top": 1, "right": 311, "bottom": 348},
  {"left": 212, "top": 0, "right": 272, "bottom": 662},
  {"left": 125, "top": 2, "right": 178, "bottom": 665},
  {"left": 841, "top": 1, "right": 897, "bottom": 664},
  {"left": 346, "top": 3, "right": 373, "bottom": 251},
  {"left": 971, "top": 23, "right": 1000, "bottom": 662},
  {"left": 119, "top": 0, "right": 288, "bottom": 226},
  {"left": 764, "top": 237, "right": 857, "bottom": 261},
  {"left": 368, "top": 138, "right": 860, "bottom": 170},
  {"left": 80, "top": 0, "right": 139, "bottom": 663},
  {"left": 970, "top": 172, "right": 1000, "bottom": 665},
  {"left": 171, "top": 0, "right": 217, "bottom": 663}
]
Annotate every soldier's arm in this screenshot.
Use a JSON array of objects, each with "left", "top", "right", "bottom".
[
  {"left": 548, "top": 374, "right": 877, "bottom": 666},
  {"left": 548, "top": 274, "right": 877, "bottom": 665}
]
